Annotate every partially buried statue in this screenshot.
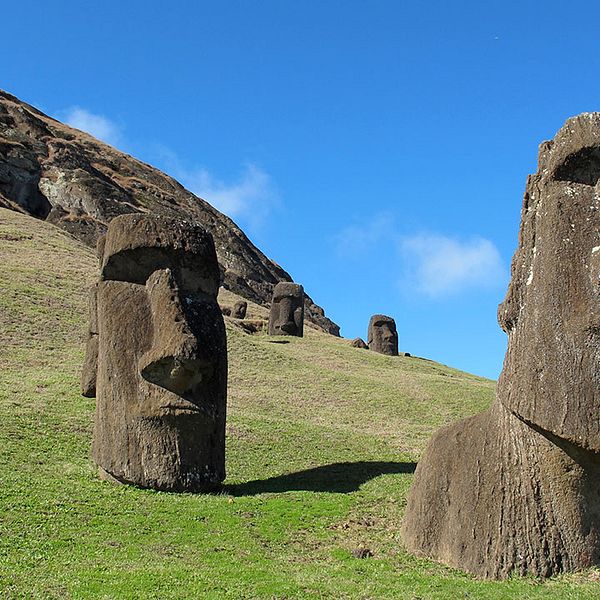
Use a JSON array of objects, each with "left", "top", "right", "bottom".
[
  {"left": 81, "top": 213, "right": 227, "bottom": 492},
  {"left": 402, "top": 113, "right": 600, "bottom": 578},
  {"left": 368, "top": 314, "right": 398, "bottom": 356},
  {"left": 268, "top": 282, "right": 304, "bottom": 336},
  {"left": 231, "top": 300, "right": 247, "bottom": 319}
]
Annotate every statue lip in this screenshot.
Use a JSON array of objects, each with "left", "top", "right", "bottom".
[
  {"left": 158, "top": 399, "right": 217, "bottom": 420},
  {"left": 161, "top": 404, "right": 200, "bottom": 413}
]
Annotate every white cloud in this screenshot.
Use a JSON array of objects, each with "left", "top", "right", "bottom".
[
  {"left": 182, "top": 164, "right": 277, "bottom": 227},
  {"left": 334, "top": 212, "right": 395, "bottom": 256},
  {"left": 401, "top": 233, "right": 507, "bottom": 297},
  {"left": 62, "top": 107, "right": 122, "bottom": 146},
  {"left": 153, "top": 146, "right": 278, "bottom": 229}
]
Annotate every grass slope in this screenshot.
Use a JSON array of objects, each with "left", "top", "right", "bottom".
[{"left": 0, "top": 208, "right": 597, "bottom": 599}]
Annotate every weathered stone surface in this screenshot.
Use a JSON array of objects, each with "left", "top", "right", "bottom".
[
  {"left": 268, "top": 282, "right": 304, "bottom": 336},
  {"left": 368, "top": 315, "right": 398, "bottom": 356},
  {"left": 232, "top": 300, "right": 247, "bottom": 319},
  {"left": 351, "top": 337, "right": 368, "bottom": 349},
  {"left": 81, "top": 284, "right": 99, "bottom": 397},
  {"left": 237, "top": 319, "right": 265, "bottom": 334},
  {"left": 402, "top": 113, "right": 600, "bottom": 578},
  {"left": 0, "top": 89, "right": 339, "bottom": 335},
  {"left": 84, "top": 214, "right": 227, "bottom": 492},
  {"left": 100, "top": 213, "right": 220, "bottom": 295}
]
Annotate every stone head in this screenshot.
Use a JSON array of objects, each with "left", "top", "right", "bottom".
[
  {"left": 497, "top": 113, "right": 600, "bottom": 451},
  {"left": 85, "top": 213, "right": 227, "bottom": 491},
  {"left": 368, "top": 314, "right": 398, "bottom": 356},
  {"left": 268, "top": 282, "right": 304, "bottom": 336},
  {"left": 232, "top": 300, "right": 247, "bottom": 319}
]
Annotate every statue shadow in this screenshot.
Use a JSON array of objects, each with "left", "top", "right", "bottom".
[{"left": 226, "top": 460, "right": 417, "bottom": 496}]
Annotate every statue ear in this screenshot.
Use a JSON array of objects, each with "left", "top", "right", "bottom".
[{"left": 81, "top": 284, "right": 99, "bottom": 397}]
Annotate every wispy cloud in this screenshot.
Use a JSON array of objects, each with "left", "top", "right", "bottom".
[
  {"left": 181, "top": 164, "right": 277, "bottom": 228},
  {"left": 62, "top": 107, "right": 123, "bottom": 147},
  {"left": 400, "top": 233, "right": 507, "bottom": 297},
  {"left": 334, "top": 212, "right": 395, "bottom": 256},
  {"left": 154, "top": 146, "right": 278, "bottom": 229}
]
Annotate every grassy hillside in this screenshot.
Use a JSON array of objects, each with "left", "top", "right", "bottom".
[{"left": 0, "top": 208, "right": 597, "bottom": 599}]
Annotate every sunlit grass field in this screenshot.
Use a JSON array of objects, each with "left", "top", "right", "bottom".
[{"left": 1, "top": 208, "right": 598, "bottom": 598}]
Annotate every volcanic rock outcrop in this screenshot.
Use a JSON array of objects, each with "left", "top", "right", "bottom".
[
  {"left": 0, "top": 89, "right": 339, "bottom": 335},
  {"left": 402, "top": 113, "right": 600, "bottom": 578},
  {"left": 368, "top": 314, "right": 398, "bottom": 356},
  {"left": 268, "top": 282, "right": 304, "bottom": 336},
  {"left": 82, "top": 213, "right": 227, "bottom": 492}
]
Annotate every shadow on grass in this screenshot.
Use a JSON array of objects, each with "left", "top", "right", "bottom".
[{"left": 227, "top": 461, "right": 416, "bottom": 496}]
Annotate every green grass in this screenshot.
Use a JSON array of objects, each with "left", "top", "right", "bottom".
[{"left": 1, "top": 208, "right": 599, "bottom": 598}]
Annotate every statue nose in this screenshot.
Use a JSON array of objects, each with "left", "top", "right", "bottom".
[
  {"left": 138, "top": 269, "right": 214, "bottom": 396},
  {"left": 279, "top": 297, "right": 295, "bottom": 327},
  {"left": 141, "top": 356, "right": 214, "bottom": 397}
]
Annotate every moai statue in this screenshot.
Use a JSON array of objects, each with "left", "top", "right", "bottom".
[
  {"left": 268, "top": 282, "right": 304, "bottom": 336},
  {"left": 81, "top": 213, "right": 227, "bottom": 492},
  {"left": 351, "top": 337, "right": 368, "bottom": 349},
  {"left": 402, "top": 113, "right": 600, "bottom": 578},
  {"left": 368, "top": 315, "right": 398, "bottom": 356},
  {"left": 232, "top": 300, "right": 247, "bottom": 319}
]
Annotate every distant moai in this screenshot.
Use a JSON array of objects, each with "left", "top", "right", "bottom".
[
  {"left": 232, "top": 300, "right": 247, "bottom": 319},
  {"left": 268, "top": 282, "right": 304, "bottom": 336},
  {"left": 402, "top": 113, "right": 600, "bottom": 578},
  {"left": 81, "top": 213, "right": 227, "bottom": 492},
  {"left": 368, "top": 315, "right": 398, "bottom": 356},
  {"left": 351, "top": 337, "right": 368, "bottom": 349}
]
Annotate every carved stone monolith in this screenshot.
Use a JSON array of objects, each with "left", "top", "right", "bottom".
[
  {"left": 232, "top": 300, "right": 247, "bottom": 319},
  {"left": 268, "top": 282, "right": 304, "bottom": 336},
  {"left": 368, "top": 315, "right": 398, "bottom": 356},
  {"left": 351, "top": 337, "right": 368, "bottom": 349},
  {"left": 82, "top": 213, "right": 227, "bottom": 492},
  {"left": 402, "top": 113, "right": 600, "bottom": 578}
]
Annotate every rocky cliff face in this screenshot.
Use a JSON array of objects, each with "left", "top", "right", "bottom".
[{"left": 0, "top": 89, "right": 339, "bottom": 335}]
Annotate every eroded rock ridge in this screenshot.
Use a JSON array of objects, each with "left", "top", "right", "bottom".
[{"left": 0, "top": 89, "right": 339, "bottom": 335}]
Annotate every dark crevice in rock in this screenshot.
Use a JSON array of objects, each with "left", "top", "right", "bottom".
[{"left": 554, "top": 146, "right": 600, "bottom": 185}]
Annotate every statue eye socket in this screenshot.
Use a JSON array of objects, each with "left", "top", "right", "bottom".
[{"left": 554, "top": 146, "right": 600, "bottom": 186}]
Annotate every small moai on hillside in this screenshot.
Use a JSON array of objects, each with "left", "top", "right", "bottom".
[
  {"left": 368, "top": 315, "right": 398, "bottom": 356},
  {"left": 268, "top": 282, "right": 304, "bottom": 336},
  {"left": 232, "top": 300, "right": 247, "bottom": 319},
  {"left": 351, "top": 337, "right": 368, "bottom": 349},
  {"left": 81, "top": 213, "right": 227, "bottom": 492},
  {"left": 402, "top": 113, "right": 600, "bottom": 578}
]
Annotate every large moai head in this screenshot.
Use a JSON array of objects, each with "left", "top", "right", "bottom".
[
  {"left": 268, "top": 282, "right": 304, "bottom": 336},
  {"left": 403, "top": 114, "right": 600, "bottom": 579},
  {"left": 497, "top": 113, "right": 600, "bottom": 451},
  {"left": 82, "top": 213, "right": 227, "bottom": 492},
  {"left": 368, "top": 314, "right": 398, "bottom": 356}
]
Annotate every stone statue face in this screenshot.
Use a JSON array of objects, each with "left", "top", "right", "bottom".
[
  {"left": 83, "top": 214, "right": 227, "bottom": 491},
  {"left": 497, "top": 115, "right": 600, "bottom": 451},
  {"left": 368, "top": 315, "right": 398, "bottom": 356},
  {"left": 268, "top": 282, "right": 304, "bottom": 336}
]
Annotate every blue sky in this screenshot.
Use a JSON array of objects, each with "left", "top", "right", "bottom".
[{"left": 4, "top": 1, "right": 600, "bottom": 378}]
